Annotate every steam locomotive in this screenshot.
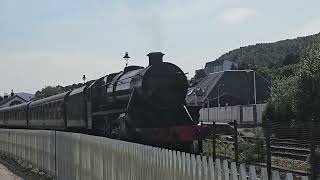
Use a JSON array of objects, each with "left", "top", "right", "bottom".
[{"left": 0, "top": 52, "right": 201, "bottom": 150}]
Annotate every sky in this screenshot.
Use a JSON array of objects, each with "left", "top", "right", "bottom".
[{"left": 1, "top": 0, "right": 320, "bottom": 95}]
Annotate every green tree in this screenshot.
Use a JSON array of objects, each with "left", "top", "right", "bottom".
[
  {"left": 293, "top": 45, "right": 320, "bottom": 121},
  {"left": 267, "top": 75, "right": 297, "bottom": 122},
  {"left": 191, "top": 69, "right": 207, "bottom": 86},
  {"left": 263, "top": 45, "right": 320, "bottom": 123},
  {"left": 282, "top": 53, "right": 300, "bottom": 66},
  {"left": 33, "top": 86, "right": 64, "bottom": 100}
]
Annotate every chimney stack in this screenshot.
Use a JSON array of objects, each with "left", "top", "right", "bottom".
[
  {"left": 4, "top": 93, "right": 8, "bottom": 100},
  {"left": 11, "top": 90, "right": 14, "bottom": 97},
  {"left": 147, "top": 52, "right": 164, "bottom": 66}
]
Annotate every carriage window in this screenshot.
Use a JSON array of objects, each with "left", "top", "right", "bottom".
[
  {"left": 33, "top": 108, "right": 35, "bottom": 120},
  {"left": 53, "top": 102, "right": 57, "bottom": 119},
  {"left": 16, "top": 110, "right": 19, "bottom": 120},
  {"left": 42, "top": 106, "right": 44, "bottom": 119},
  {"left": 37, "top": 107, "right": 40, "bottom": 119},
  {"left": 44, "top": 105, "right": 47, "bottom": 119},
  {"left": 30, "top": 108, "right": 33, "bottom": 120},
  {"left": 49, "top": 104, "right": 52, "bottom": 119}
]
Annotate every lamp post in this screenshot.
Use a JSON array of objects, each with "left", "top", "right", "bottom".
[
  {"left": 204, "top": 97, "right": 210, "bottom": 122},
  {"left": 217, "top": 84, "right": 224, "bottom": 107},
  {"left": 198, "top": 88, "right": 210, "bottom": 122},
  {"left": 82, "top": 75, "right": 86, "bottom": 84},
  {"left": 253, "top": 71, "right": 257, "bottom": 105},
  {"left": 123, "top": 52, "right": 130, "bottom": 67},
  {"left": 245, "top": 70, "right": 257, "bottom": 104}
]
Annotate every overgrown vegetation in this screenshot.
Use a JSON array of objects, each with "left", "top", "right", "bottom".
[
  {"left": 216, "top": 33, "right": 320, "bottom": 68},
  {"left": 203, "top": 134, "right": 266, "bottom": 164},
  {"left": 263, "top": 45, "right": 320, "bottom": 123}
]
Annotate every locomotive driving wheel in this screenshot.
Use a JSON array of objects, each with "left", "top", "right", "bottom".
[{"left": 107, "top": 116, "right": 131, "bottom": 140}]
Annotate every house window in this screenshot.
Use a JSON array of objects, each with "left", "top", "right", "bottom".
[{"left": 10, "top": 100, "right": 22, "bottom": 106}]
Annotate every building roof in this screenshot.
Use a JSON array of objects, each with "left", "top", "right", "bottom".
[
  {"left": 0, "top": 95, "right": 27, "bottom": 107},
  {"left": 186, "top": 70, "right": 271, "bottom": 106},
  {"left": 16, "top": 93, "right": 34, "bottom": 101}
]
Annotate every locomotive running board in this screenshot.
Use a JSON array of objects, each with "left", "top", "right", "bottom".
[{"left": 92, "top": 108, "right": 128, "bottom": 116}]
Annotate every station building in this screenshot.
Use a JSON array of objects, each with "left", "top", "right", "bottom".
[
  {"left": 0, "top": 91, "right": 34, "bottom": 108},
  {"left": 186, "top": 70, "right": 271, "bottom": 107}
]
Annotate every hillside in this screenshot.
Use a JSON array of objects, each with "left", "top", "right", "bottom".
[{"left": 215, "top": 33, "right": 320, "bottom": 68}]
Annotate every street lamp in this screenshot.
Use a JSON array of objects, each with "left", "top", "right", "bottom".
[
  {"left": 82, "top": 75, "right": 86, "bottom": 84},
  {"left": 253, "top": 71, "right": 257, "bottom": 104},
  {"left": 204, "top": 96, "right": 210, "bottom": 122},
  {"left": 245, "top": 70, "right": 257, "bottom": 105},
  {"left": 217, "top": 84, "right": 224, "bottom": 107},
  {"left": 196, "top": 87, "right": 210, "bottom": 122},
  {"left": 123, "top": 52, "right": 130, "bottom": 67}
]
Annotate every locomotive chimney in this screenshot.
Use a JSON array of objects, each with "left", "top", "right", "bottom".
[{"left": 147, "top": 52, "right": 164, "bottom": 66}]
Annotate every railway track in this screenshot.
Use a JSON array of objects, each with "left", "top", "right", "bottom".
[
  {"left": 214, "top": 136, "right": 315, "bottom": 160},
  {"left": 270, "top": 138, "right": 311, "bottom": 160}
]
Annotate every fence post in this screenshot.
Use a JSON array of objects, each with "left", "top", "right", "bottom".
[
  {"left": 233, "top": 120, "right": 239, "bottom": 165},
  {"left": 265, "top": 119, "right": 272, "bottom": 180},
  {"left": 211, "top": 122, "right": 216, "bottom": 160},
  {"left": 197, "top": 140, "right": 203, "bottom": 155},
  {"left": 310, "top": 119, "right": 316, "bottom": 180}
]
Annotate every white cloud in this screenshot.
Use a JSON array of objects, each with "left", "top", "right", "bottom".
[
  {"left": 217, "top": 8, "right": 256, "bottom": 25},
  {"left": 290, "top": 18, "right": 320, "bottom": 38}
]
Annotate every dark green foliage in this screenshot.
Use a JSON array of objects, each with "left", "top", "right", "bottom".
[
  {"left": 239, "top": 136, "right": 266, "bottom": 163},
  {"left": 216, "top": 137, "right": 234, "bottom": 158},
  {"left": 308, "top": 148, "right": 320, "bottom": 172},
  {"left": 270, "top": 76, "right": 297, "bottom": 122},
  {"left": 33, "top": 86, "right": 64, "bottom": 100},
  {"left": 202, "top": 135, "right": 266, "bottom": 164},
  {"left": 237, "top": 62, "right": 249, "bottom": 70},
  {"left": 282, "top": 53, "right": 300, "bottom": 66},
  {"left": 190, "top": 69, "right": 207, "bottom": 87},
  {"left": 216, "top": 33, "right": 320, "bottom": 68},
  {"left": 33, "top": 80, "right": 94, "bottom": 100},
  {"left": 263, "top": 44, "right": 320, "bottom": 123},
  {"left": 293, "top": 45, "right": 320, "bottom": 122},
  {"left": 262, "top": 101, "right": 275, "bottom": 123}
]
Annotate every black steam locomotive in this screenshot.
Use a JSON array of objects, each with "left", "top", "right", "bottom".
[{"left": 0, "top": 52, "right": 201, "bottom": 149}]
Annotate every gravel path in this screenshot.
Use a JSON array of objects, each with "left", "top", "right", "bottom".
[
  {"left": 0, "top": 153, "right": 52, "bottom": 180},
  {"left": 0, "top": 163, "right": 22, "bottom": 180}
]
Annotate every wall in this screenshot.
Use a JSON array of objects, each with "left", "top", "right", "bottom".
[{"left": 199, "top": 103, "right": 267, "bottom": 124}]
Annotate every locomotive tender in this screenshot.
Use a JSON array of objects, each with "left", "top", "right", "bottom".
[{"left": 0, "top": 52, "right": 200, "bottom": 149}]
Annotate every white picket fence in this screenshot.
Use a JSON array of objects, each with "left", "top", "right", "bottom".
[{"left": 0, "top": 129, "right": 310, "bottom": 180}]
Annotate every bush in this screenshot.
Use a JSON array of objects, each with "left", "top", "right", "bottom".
[
  {"left": 202, "top": 137, "right": 234, "bottom": 158},
  {"left": 215, "top": 137, "right": 234, "bottom": 158},
  {"left": 239, "top": 133, "right": 266, "bottom": 163}
]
